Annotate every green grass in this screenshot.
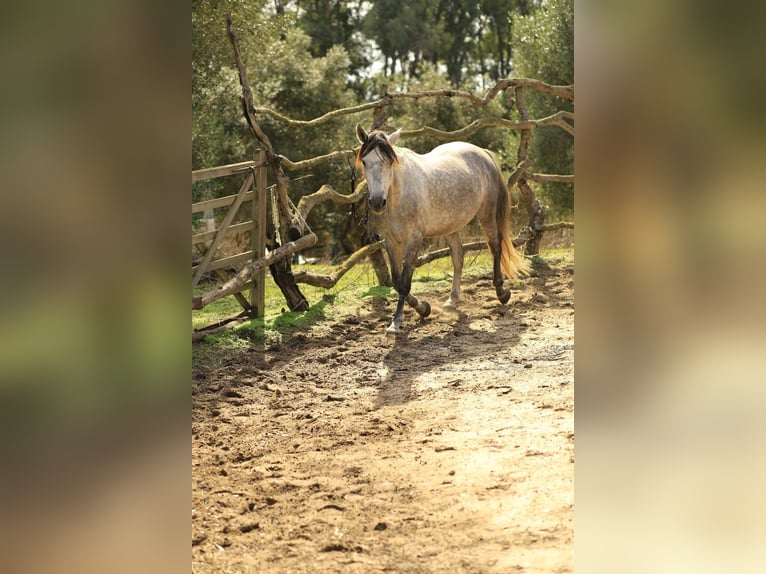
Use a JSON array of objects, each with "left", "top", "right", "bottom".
[
  {"left": 360, "top": 285, "right": 395, "bottom": 299},
  {"left": 192, "top": 247, "right": 570, "bottom": 350},
  {"left": 192, "top": 260, "right": 382, "bottom": 347}
]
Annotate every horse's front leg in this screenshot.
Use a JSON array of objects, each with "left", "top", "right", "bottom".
[
  {"left": 387, "top": 245, "right": 431, "bottom": 334},
  {"left": 443, "top": 232, "right": 463, "bottom": 310}
]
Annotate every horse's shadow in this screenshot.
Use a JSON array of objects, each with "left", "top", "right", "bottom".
[{"left": 371, "top": 303, "right": 527, "bottom": 409}]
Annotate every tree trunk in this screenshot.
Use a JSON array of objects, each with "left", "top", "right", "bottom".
[
  {"left": 518, "top": 180, "right": 545, "bottom": 256},
  {"left": 269, "top": 256, "right": 309, "bottom": 312},
  {"left": 227, "top": 15, "right": 310, "bottom": 312}
]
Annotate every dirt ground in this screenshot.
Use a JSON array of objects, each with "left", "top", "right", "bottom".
[{"left": 192, "top": 253, "right": 574, "bottom": 573}]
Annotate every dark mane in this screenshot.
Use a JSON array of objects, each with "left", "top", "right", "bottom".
[{"left": 356, "top": 131, "right": 399, "bottom": 166}]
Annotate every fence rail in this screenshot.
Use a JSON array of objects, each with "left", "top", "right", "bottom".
[{"left": 191, "top": 159, "right": 267, "bottom": 183}]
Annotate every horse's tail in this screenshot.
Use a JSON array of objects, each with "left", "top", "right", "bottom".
[{"left": 495, "top": 172, "right": 530, "bottom": 280}]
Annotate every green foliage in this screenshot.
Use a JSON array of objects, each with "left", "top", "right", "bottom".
[
  {"left": 192, "top": 0, "right": 292, "bottom": 200},
  {"left": 298, "top": 0, "right": 369, "bottom": 75},
  {"left": 478, "top": 0, "right": 534, "bottom": 80},
  {"left": 362, "top": 0, "right": 538, "bottom": 87}
]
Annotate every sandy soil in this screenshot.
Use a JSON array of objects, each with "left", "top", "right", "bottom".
[{"left": 192, "top": 254, "right": 574, "bottom": 573}]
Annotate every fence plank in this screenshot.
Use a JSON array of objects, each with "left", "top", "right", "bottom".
[
  {"left": 192, "top": 160, "right": 266, "bottom": 182},
  {"left": 192, "top": 220, "right": 255, "bottom": 246},
  {"left": 192, "top": 190, "right": 254, "bottom": 214},
  {"left": 194, "top": 242, "right": 253, "bottom": 312},
  {"left": 192, "top": 173, "right": 253, "bottom": 288},
  {"left": 192, "top": 250, "right": 254, "bottom": 275}
]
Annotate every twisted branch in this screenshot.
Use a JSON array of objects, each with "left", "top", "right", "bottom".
[
  {"left": 252, "top": 78, "right": 573, "bottom": 127},
  {"left": 295, "top": 182, "right": 368, "bottom": 225},
  {"left": 274, "top": 112, "right": 572, "bottom": 173},
  {"left": 294, "top": 242, "right": 384, "bottom": 288},
  {"left": 399, "top": 111, "right": 573, "bottom": 140},
  {"left": 279, "top": 149, "right": 357, "bottom": 171}
]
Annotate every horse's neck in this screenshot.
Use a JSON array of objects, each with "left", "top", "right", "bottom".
[{"left": 390, "top": 149, "right": 418, "bottom": 198}]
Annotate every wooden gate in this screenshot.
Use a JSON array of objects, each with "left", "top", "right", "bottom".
[{"left": 192, "top": 149, "right": 268, "bottom": 325}]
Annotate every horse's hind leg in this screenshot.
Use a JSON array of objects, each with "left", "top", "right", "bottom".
[
  {"left": 443, "top": 232, "right": 463, "bottom": 310},
  {"left": 478, "top": 212, "right": 511, "bottom": 303},
  {"left": 489, "top": 232, "right": 511, "bottom": 303}
]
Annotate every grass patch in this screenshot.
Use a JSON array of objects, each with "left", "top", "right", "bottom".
[
  {"left": 192, "top": 246, "right": 572, "bottom": 354},
  {"left": 237, "top": 294, "right": 334, "bottom": 335},
  {"left": 191, "top": 286, "right": 243, "bottom": 330},
  {"left": 361, "top": 285, "right": 395, "bottom": 299},
  {"left": 192, "top": 261, "right": 377, "bottom": 352}
]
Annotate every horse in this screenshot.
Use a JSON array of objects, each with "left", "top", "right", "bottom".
[{"left": 355, "top": 124, "right": 529, "bottom": 334}]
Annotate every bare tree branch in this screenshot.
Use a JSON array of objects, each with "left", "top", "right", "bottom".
[
  {"left": 270, "top": 110, "right": 573, "bottom": 175},
  {"left": 416, "top": 242, "right": 488, "bottom": 267},
  {"left": 226, "top": 15, "right": 276, "bottom": 157},
  {"left": 294, "top": 242, "right": 384, "bottom": 288},
  {"left": 254, "top": 101, "right": 382, "bottom": 128},
  {"left": 252, "top": 78, "right": 573, "bottom": 127},
  {"left": 398, "top": 112, "right": 573, "bottom": 140},
  {"left": 506, "top": 159, "right": 532, "bottom": 188},
  {"left": 526, "top": 173, "right": 575, "bottom": 183},
  {"left": 295, "top": 182, "right": 368, "bottom": 226},
  {"left": 279, "top": 149, "right": 357, "bottom": 171},
  {"left": 192, "top": 233, "right": 318, "bottom": 310},
  {"left": 501, "top": 78, "right": 574, "bottom": 101}
]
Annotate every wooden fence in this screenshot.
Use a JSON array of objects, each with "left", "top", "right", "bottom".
[{"left": 192, "top": 149, "right": 268, "bottom": 328}]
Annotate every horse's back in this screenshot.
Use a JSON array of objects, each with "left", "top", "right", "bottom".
[
  {"left": 425, "top": 141, "right": 494, "bottom": 166},
  {"left": 415, "top": 142, "right": 502, "bottom": 237}
]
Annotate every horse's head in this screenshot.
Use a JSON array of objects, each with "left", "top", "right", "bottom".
[{"left": 355, "top": 124, "right": 402, "bottom": 215}]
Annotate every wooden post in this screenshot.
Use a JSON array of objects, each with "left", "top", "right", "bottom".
[
  {"left": 372, "top": 84, "right": 391, "bottom": 131},
  {"left": 251, "top": 149, "right": 268, "bottom": 317}
]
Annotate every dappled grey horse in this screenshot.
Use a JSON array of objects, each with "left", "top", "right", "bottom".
[{"left": 356, "top": 124, "right": 528, "bottom": 334}]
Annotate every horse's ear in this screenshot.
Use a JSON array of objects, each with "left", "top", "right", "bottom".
[
  {"left": 387, "top": 128, "right": 402, "bottom": 146},
  {"left": 355, "top": 123, "right": 368, "bottom": 144}
]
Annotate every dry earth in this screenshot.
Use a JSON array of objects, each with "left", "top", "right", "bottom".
[{"left": 192, "top": 253, "right": 574, "bottom": 573}]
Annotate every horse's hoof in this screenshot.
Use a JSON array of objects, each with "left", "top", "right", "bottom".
[
  {"left": 418, "top": 301, "right": 431, "bottom": 318},
  {"left": 498, "top": 289, "right": 511, "bottom": 304},
  {"left": 386, "top": 323, "right": 400, "bottom": 335},
  {"left": 443, "top": 299, "right": 457, "bottom": 311}
]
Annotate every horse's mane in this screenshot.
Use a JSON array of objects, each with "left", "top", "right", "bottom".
[{"left": 356, "top": 130, "right": 399, "bottom": 166}]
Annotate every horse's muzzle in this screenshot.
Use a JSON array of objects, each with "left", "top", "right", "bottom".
[{"left": 368, "top": 197, "right": 386, "bottom": 214}]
